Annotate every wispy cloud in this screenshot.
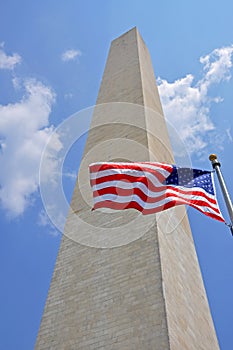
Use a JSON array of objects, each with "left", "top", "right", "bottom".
[
  {"left": 0, "top": 78, "right": 62, "bottom": 217},
  {"left": 37, "top": 209, "right": 60, "bottom": 236},
  {"left": 61, "top": 49, "right": 82, "bottom": 62},
  {"left": 226, "top": 128, "right": 233, "bottom": 142},
  {"left": 158, "top": 45, "right": 233, "bottom": 156},
  {"left": 63, "top": 171, "right": 77, "bottom": 180},
  {"left": 64, "top": 92, "right": 73, "bottom": 99},
  {"left": 0, "top": 43, "right": 22, "bottom": 70}
]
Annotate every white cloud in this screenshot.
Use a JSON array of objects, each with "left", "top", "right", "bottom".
[
  {"left": 0, "top": 79, "right": 63, "bottom": 217},
  {"left": 200, "top": 46, "right": 233, "bottom": 86},
  {"left": 61, "top": 49, "right": 82, "bottom": 62},
  {"left": 158, "top": 45, "right": 233, "bottom": 156},
  {"left": 0, "top": 44, "right": 22, "bottom": 70}
]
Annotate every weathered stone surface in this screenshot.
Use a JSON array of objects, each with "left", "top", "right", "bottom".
[{"left": 35, "top": 28, "right": 219, "bottom": 350}]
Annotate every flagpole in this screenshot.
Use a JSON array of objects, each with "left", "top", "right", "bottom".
[{"left": 209, "top": 154, "right": 233, "bottom": 235}]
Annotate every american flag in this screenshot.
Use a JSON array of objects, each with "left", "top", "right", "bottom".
[{"left": 89, "top": 162, "right": 224, "bottom": 223}]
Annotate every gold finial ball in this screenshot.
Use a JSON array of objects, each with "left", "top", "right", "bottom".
[{"left": 209, "top": 154, "right": 217, "bottom": 161}]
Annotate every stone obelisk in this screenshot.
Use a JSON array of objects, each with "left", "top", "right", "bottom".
[{"left": 35, "top": 28, "right": 219, "bottom": 349}]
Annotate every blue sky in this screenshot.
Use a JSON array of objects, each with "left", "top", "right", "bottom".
[{"left": 0, "top": 1, "right": 233, "bottom": 349}]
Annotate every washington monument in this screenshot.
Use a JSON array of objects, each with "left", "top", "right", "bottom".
[{"left": 35, "top": 28, "right": 219, "bottom": 349}]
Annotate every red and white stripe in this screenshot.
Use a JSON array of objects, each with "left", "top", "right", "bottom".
[{"left": 89, "top": 162, "right": 225, "bottom": 223}]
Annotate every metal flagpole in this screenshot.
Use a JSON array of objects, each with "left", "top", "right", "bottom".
[{"left": 209, "top": 154, "right": 233, "bottom": 235}]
